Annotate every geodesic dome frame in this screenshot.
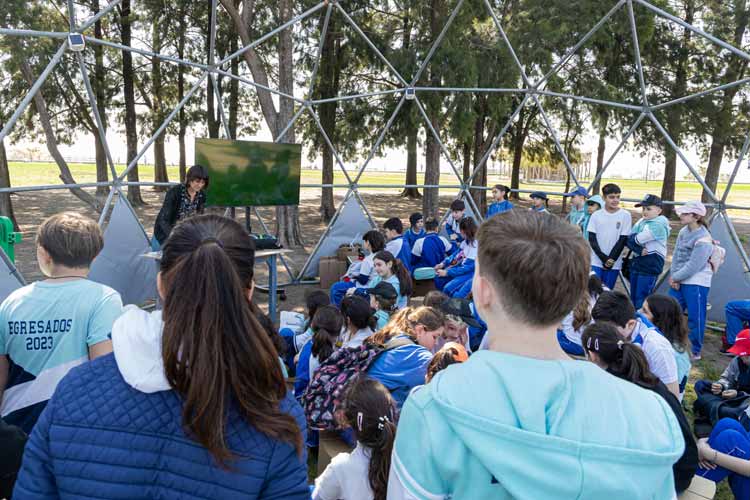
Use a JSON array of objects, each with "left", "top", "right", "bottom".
[{"left": 1, "top": 0, "right": 750, "bottom": 302}]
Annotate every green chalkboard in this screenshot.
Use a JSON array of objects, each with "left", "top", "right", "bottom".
[{"left": 196, "top": 138, "right": 301, "bottom": 207}]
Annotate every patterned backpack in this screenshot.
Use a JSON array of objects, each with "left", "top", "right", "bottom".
[{"left": 303, "top": 337, "right": 413, "bottom": 431}]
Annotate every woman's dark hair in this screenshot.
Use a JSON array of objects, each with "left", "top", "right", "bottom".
[
  {"left": 383, "top": 218, "right": 403, "bottom": 234},
  {"left": 339, "top": 376, "right": 397, "bottom": 500},
  {"left": 493, "top": 184, "right": 510, "bottom": 200},
  {"left": 185, "top": 164, "right": 209, "bottom": 189},
  {"left": 459, "top": 217, "right": 477, "bottom": 244},
  {"left": 373, "top": 250, "right": 413, "bottom": 297},
  {"left": 253, "top": 307, "right": 286, "bottom": 357},
  {"left": 311, "top": 305, "right": 343, "bottom": 363},
  {"left": 306, "top": 289, "right": 330, "bottom": 320},
  {"left": 159, "top": 214, "right": 301, "bottom": 463},
  {"left": 341, "top": 295, "right": 377, "bottom": 331},
  {"left": 363, "top": 230, "right": 386, "bottom": 253},
  {"left": 645, "top": 294, "right": 690, "bottom": 353},
  {"left": 581, "top": 321, "right": 658, "bottom": 388},
  {"left": 588, "top": 273, "right": 605, "bottom": 298}
]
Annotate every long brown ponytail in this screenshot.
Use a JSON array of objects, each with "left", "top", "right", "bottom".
[
  {"left": 374, "top": 250, "right": 413, "bottom": 297},
  {"left": 159, "top": 215, "right": 302, "bottom": 464},
  {"left": 581, "top": 321, "right": 658, "bottom": 388}
]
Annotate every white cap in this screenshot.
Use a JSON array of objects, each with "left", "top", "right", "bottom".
[{"left": 675, "top": 200, "right": 706, "bottom": 217}]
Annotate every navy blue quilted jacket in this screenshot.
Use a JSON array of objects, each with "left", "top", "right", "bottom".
[{"left": 13, "top": 354, "right": 310, "bottom": 499}]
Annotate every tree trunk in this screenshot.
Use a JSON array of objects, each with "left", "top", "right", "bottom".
[
  {"left": 274, "top": 0, "right": 303, "bottom": 248},
  {"left": 400, "top": 123, "right": 421, "bottom": 198},
  {"left": 510, "top": 108, "right": 527, "bottom": 200},
  {"left": 317, "top": 12, "right": 339, "bottom": 222},
  {"left": 470, "top": 110, "right": 491, "bottom": 216},
  {"left": 660, "top": 2, "right": 694, "bottom": 218},
  {"left": 462, "top": 141, "right": 471, "bottom": 182},
  {"left": 593, "top": 122, "right": 606, "bottom": 195},
  {"left": 152, "top": 13, "right": 168, "bottom": 191},
  {"left": 177, "top": 2, "right": 187, "bottom": 182},
  {"left": 121, "top": 0, "right": 144, "bottom": 206},
  {"left": 19, "top": 60, "right": 102, "bottom": 212},
  {"left": 0, "top": 131, "right": 18, "bottom": 231},
  {"left": 93, "top": 0, "right": 109, "bottom": 197},
  {"left": 422, "top": 118, "right": 441, "bottom": 217}
]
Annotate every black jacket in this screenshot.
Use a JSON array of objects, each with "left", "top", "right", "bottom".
[
  {"left": 0, "top": 417, "right": 26, "bottom": 499},
  {"left": 153, "top": 185, "right": 206, "bottom": 244}
]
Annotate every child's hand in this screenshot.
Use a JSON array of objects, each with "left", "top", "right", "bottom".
[
  {"left": 641, "top": 249, "right": 648, "bottom": 256},
  {"left": 711, "top": 383, "right": 723, "bottom": 395},
  {"left": 436, "top": 270, "right": 447, "bottom": 278},
  {"left": 605, "top": 258, "right": 615, "bottom": 268},
  {"left": 722, "top": 389, "right": 738, "bottom": 399},
  {"left": 435, "top": 263, "right": 444, "bottom": 270},
  {"left": 345, "top": 287, "right": 356, "bottom": 297},
  {"left": 697, "top": 438, "right": 717, "bottom": 470},
  {"left": 450, "top": 233, "right": 458, "bottom": 241}
]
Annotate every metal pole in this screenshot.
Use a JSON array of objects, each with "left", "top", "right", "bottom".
[
  {"left": 0, "top": 42, "right": 67, "bottom": 145},
  {"left": 67, "top": 0, "right": 77, "bottom": 30},
  {"left": 466, "top": 95, "right": 529, "bottom": 187},
  {"left": 119, "top": 72, "right": 208, "bottom": 181},
  {"left": 277, "top": 105, "right": 306, "bottom": 143},
  {"left": 412, "top": 0, "right": 466, "bottom": 85},
  {"left": 721, "top": 211, "right": 750, "bottom": 270},
  {"left": 213, "top": 66, "right": 304, "bottom": 104},
  {"left": 218, "top": 2, "right": 327, "bottom": 66},
  {"left": 484, "top": 0, "right": 530, "bottom": 87},
  {"left": 0, "top": 28, "right": 69, "bottom": 39},
  {"left": 311, "top": 88, "right": 406, "bottom": 105},
  {"left": 413, "top": 95, "right": 465, "bottom": 185},
  {"left": 353, "top": 94, "right": 408, "bottom": 184},
  {"left": 535, "top": 0, "right": 626, "bottom": 87},
  {"left": 97, "top": 186, "right": 117, "bottom": 226},
  {"left": 251, "top": 208, "right": 295, "bottom": 280},
  {"left": 626, "top": 0, "right": 649, "bottom": 107},
  {"left": 463, "top": 189, "right": 485, "bottom": 223},
  {"left": 209, "top": 0, "right": 218, "bottom": 66},
  {"left": 587, "top": 113, "right": 646, "bottom": 192},
  {"left": 0, "top": 182, "right": 113, "bottom": 194},
  {"left": 533, "top": 89, "right": 643, "bottom": 111},
  {"left": 722, "top": 129, "right": 750, "bottom": 204},
  {"left": 653, "top": 77, "right": 750, "bottom": 111},
  {"left": 352, "top": 189, "right": 378, "bottom": 228},
  {"left": 648, "top": 113, "right": 720, "bottom": 203},
  {"left": 306, "top": 3, "right": 334, "bottom": 99},
  {"left": 634, "top": 0, "right": 750, "bottom": 63},
  {"left": 307, "top": 106, "right": 355, "bottom": 184},
  {"left": 413, "top": 86, "right": 526, "bottom": 94},
  {"left": 76, "top": 53, "right": 120, "bottom": 180},
  {"left": 79, "top": 0, "right": 124, "bottom": 32},
  {"left": 211, "top": 73, "right": 232, "bottom": 138},
  {"left": 531, "top": 95, "right": 581, "bottom": 187}
]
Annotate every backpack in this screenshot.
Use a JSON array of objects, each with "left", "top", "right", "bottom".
[
  {"left": 303, "top": 337, "right": 413, "bottom": 431},
  {"left": 698, "top": 236, "right": 726, "bottom": 273}
]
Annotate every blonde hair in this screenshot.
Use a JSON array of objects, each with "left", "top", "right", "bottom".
[
  {"left": 572, "top": 293, "right": 592, "bottom": 331},
  {"left": 366, "top": 306, "right": 444, "bottom": 346}
]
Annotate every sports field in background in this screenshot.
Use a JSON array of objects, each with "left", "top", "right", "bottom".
[{"left": 8, "top": 161, "right": 750, "bottom": 215}]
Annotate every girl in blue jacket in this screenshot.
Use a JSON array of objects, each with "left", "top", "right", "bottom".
[
  {"left": 14, "top": 215, "right": 310, "bottom": 500},
  {"left": 486, "top": 184, "right": 513, "bottom": 218},
  {"left": 435, "top": 217, "right": 478, "bottom": 298}
]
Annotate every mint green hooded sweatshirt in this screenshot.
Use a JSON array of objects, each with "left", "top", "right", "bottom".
[{"left": 389, "top": 350, "right": 684, "bottom": 499}]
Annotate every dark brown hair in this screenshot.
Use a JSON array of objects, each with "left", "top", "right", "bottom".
[
  {"left": 423, "top": 290, "right": 449, "bottom": 308},
  {"left": 426, "top": 345, "right": 466, "bottom": 383},
  {"left": 582, "top": 321, "right": 658, "bottom": 388},
  {"left": 644, "top": 294, "right": 690, "bottom": 353},
  {"left": 339, "top": 376, "right": 397, "bottom": 500},
  {"left": 341, "top": 295, "right": 377, "bottom": 331},
  {"left": 493, "top": 184, "right": 510, "bottom": 200},
  {"left": 373, "top": 251, "right": 413, "bottom": 298},
  {"left": 253, "top": 306, "right": 287, "bottom": 357},
  {"left": 363, "top": 230, "right": 386, "bottom": 253},
  {"left": 459, "top": 217, "right": 477, "bottom": 244},
  {"left": 367, "top": 306, "right": 444, "bottom": 346},
  {"left": 185, "top": 164, "right": 209, "bottom": 189},
  {"left": 305, "top": 290, "right": 330, "bottom": 324},
  {"left": 37, "top": 212, "right": 103, "bottom": 268},
  {"left": 476, "top": 209, "right": 589, "bottom": 326},
  {"left": 311, "top": 305, "right": 344, "bottom": 363},
  {"left": 159, "top": 215, "right": 302, "bottom": 464}
]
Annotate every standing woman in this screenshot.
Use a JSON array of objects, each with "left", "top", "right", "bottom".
[
  {"left": 669, "top": 201, "right": 714, "bottom": 360},
  {"left": 14, "top": 215, "right": 309, "bottom": 499},
  {"left": 153, "top": 165, "right": 209, "bottom": 247}
]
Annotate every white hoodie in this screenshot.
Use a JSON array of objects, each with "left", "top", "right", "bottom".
[{"left": 112, "top": 305, "right": 172, "bottom": 393}]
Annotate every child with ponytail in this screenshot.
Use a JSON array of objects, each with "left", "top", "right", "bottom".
[
  {"left": 581, "top": 321, "right": 698, "bottom": 494},
  {"left": 350, "top": 250, "right": 412, "bottom": 309},
  {"left": 434, "top": 217, "right": 478, "bottom": 298},
  {"left": 340, "top": 295, "right": 377, "bottom": 348},
  {"left": 313, "top": 376, "right": 397, "bottom": 500},
  {"left": 294, "top": 305, "right": 344, "bottom": 399}
]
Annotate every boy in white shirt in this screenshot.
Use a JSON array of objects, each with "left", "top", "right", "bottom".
[{"left": 586, "top": 183, "right": 632, "bottom": 289}]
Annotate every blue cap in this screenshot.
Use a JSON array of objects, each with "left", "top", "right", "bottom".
[
  {"left": 564, "top": 186, "right": 588, "bottom": 197},
  {"left": 530, "top": 191, "right": 548, "bottom": 201}
]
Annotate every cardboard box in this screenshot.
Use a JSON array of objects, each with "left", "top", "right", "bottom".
[
  {"left": 319, "top": 256, "right": 348, "bottom": 290},
  {"left": 336, "top": 245, "right": 360, "bottom": 262}
]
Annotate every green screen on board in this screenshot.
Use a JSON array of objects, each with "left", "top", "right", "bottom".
[{"left": 196, "top": 138, "right": 301, "bottom": 207}]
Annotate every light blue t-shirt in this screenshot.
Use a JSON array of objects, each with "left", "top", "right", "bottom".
[{"left": 0, "top": 279, "right": 123, "bottom": 432}]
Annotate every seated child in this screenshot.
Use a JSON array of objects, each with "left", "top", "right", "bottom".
[
  {"left": 384, "top": 218, "right": 413, "bottom": 273},
  {"left": 349, "top": 251, "right": 412, "bottom": 310},
  {"left": 435, "top": 218, "right": 478, "bottom": 298},
  {"left": 582, "top": 195, "right": 603, "bottom": 239},
  {"left": 294, "top": 305, "right": 344, "bottom": 400},
  {"left": 0, "top": 212, "right": 123, "bottom": 433},
  {"left": 411, "top": 217, "right": 451, "bottom": 273},
  {"left": 724, "top": 299, "right": 750, "bottom": 354},
  {"left": 425, "top": 342, "right": 468, "bottom": 383},
  {"left": 694, "top": 329, "right": 750, "bottom": 426},
  {"left": 696, "top": 418, "right": 750, "bottom": 499},
  {"left": 529, "top": 191, "right": 550, "bottom": 214},
  {"left": 422, "top": 290, "right": 449, "bottom": 308},
  {"left": 254, "top": 308, "right": 290, "bottom": 379},
  {"left": 445, "top": 199, "right": 467, "bottom": 252},
  {"left": 438, "top": 297, "right": 481, "bottom": 353},
  {"left": 486, "top": 184, "right": 513, "bottom": 218},
  {"left": 403, "top": 213, "right": 425, "bottom": 250},
  {"left": 330, "top": 231, "right": 386, "bottom": 307},
  {"left": 280, "top": 289, "right": 330, "bottom": 375},
  {"left": 557, "top": 289, "right": 593, "bottom": 357},
  {"left": 628, "top": 195, "right": 670, "bottom": 309},
  {"left": 591, "top": 291, "right": 679, "bottom": 399},
  {"left": 340, "top": 295, "right": 376, "bottom": 348},
  {"left": 312, "top": 376, "right": 397, "bottom": 500},
  {"left": 368, "top": 282, "right": 399, "bottom": 331}
]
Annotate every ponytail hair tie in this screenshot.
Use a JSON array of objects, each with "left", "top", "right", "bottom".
[
  {"left": 357, "top": 411, "right": 364, "bottom": 432},
  {"left": 378, "top": 415, "right": 391, "bottom": 431},
  {"left": 200, "top": 236, "right": 224, "bottom": 248},
  {"left": 617, "top": 340, "right": 624, "bottom": 350}
]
